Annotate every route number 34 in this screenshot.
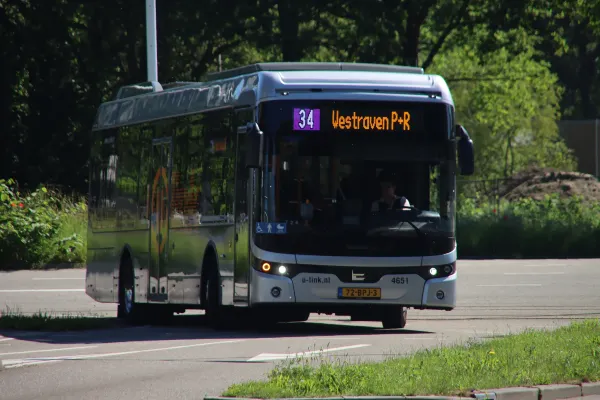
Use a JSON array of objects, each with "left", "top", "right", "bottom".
[
  {"left": 298, "top": 109, "right": 314, "bottom": 129},
  {"left": 391, "top": 277, "right": 408, "bottom": 284}
]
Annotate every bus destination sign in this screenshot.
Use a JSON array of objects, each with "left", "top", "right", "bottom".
[
  {"left": 293, "top": 107, "right": 414, "bottom": 132},
  {"left": 331, "top": 109, "right": 411, "bottom": 131}
]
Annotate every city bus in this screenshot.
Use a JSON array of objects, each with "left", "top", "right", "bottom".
[{"left": 85, "top": 62, "right": 474, "bottom": 329}]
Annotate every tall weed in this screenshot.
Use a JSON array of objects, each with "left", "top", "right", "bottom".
[{"left": 0, "top": 179, "right": 86, "bottom": 269}]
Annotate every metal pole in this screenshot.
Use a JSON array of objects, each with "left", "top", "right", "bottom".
[
  {"left": 146, "top": 0, "right": 158, "bottom": 83},
  {"left": 596, "top": 118, "right": 600, "bottom": 179}
]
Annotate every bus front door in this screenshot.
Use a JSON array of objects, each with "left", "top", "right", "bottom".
[
  {"left": 148, "top": 137, "right": 173, "bottom": 302},
  {"left": 234, "top": 129, "right": 250, "bottom": 303}
]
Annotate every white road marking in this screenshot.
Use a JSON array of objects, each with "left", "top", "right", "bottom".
[
  {"left": 246, "top": 344, "right": 371, "bottom": 362},
  {"left": 0, "top": 289, "right": 85, "bottom": 293},
  {"left": 1, "top": 339, "right": 245, "bottom": 369},
  {"left": 0, "top": 345, "right": 97, "bottom": 357},
  {"left": 504, "top": 272, "right": 565, "bottom": 276},
  {"left": 0, "top": 338, "right": 14, "bottom": 342},
  {"left": 522, "top": 264, "right": 567, "bottom": 267},
  {"left": 476, "top": 284, "right": 542, "bottom": 287},
  {"left": 303, "top": 336, "right": 362, "bottom": 341},
  {"left": 32, "top": 278, "right": 84, "bottom": 280},
  {"left": 1, "top": 359, "right": 62, "bottom": 368}
]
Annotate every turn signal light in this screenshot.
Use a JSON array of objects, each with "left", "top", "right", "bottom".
[{"left": 261, "top": 262, "right": 271, "bottom": 272}]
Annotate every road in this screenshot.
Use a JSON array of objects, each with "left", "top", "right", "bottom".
[{"left": 0, "top": 259, "right": 599, "bottom": 400}]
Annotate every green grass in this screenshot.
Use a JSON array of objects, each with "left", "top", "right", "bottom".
[
  {"left": 51, "top": 207, "right": 87, "bottom": 265},
  {"left": 223, "top": 319, "right": 600, "bottom": 398},
  {"left": 0, "top": 307, "right": 117, "bottom": 331}
]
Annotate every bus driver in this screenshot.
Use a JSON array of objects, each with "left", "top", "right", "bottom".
[{"left": 371, "top": 169, "right": 411, "bottom": 212}]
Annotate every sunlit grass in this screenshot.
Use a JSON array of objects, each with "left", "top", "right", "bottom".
[
  {"left": 223, "top": 319, "right": 600, "bottom": 398},
  {"left": 0, "top": 306, "right": 116, "bottom": 331}
]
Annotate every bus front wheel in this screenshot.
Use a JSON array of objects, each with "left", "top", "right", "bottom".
[{"left": 381, "top": 306, "right": 407, "bottom": 329}]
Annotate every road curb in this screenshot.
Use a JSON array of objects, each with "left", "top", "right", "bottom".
[
  {"left": 205, "top": 381, "right": 600, "bottom": 400},
  {"left": 205, "top": 397, "right": 474, "bottom": 400},
  {"left": 582, "top": 382, "right": 600, "bottom": 396},
  {"left": 472, "top": 382, "right": 591, "bottom": 400}
]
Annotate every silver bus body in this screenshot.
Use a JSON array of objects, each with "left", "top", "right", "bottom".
[{"left": 85, "top": 63, "right": 469, "bottom": 327}]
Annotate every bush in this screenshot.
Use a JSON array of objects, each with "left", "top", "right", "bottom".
[
  {"left": 0, "top": 179, "right": 86, "bottom": 270},
  {"left": 457, "top": 194, "right": 600, "bottom": 258},
  {"left": 1, "top": 178, "right": 598, "bottom": 269}
]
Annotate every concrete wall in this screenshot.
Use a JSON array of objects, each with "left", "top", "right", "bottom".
[{"left": 558, "top": 119, "right": 600, "bottom": 178}]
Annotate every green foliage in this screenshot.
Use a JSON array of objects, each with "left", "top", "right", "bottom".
[
  {"left": 2, "top": 0, "right": 600, "bottom": 195},
  {"left": 223, "top": 319, "right": 600, "bottom": 398},
  {"left": 427, "top": 28, "right": 577, "bottom": 181},
  {"left": 3, "top": 182, "right": 599, "bottom": 269},
  {"left": 0, "top": 179, "right": 86, "bottom": 270},
  {"left": 456, "top": 194, "right": 600, "bottom": 258}
]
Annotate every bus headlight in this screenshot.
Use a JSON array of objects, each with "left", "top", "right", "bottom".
[
  {"left": 278, "top": 265, "right": 287, "bottom": 274},
  {"left": 423, "top": 263, "right": 455, "bottom": 280}
]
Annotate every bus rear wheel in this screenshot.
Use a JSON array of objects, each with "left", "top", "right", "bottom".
[
  {"left": 117, "top": 257, "right": 146, "bottom": 324},
  {"left": 381, "top": 306, "right": 407, "bottom": 329}
]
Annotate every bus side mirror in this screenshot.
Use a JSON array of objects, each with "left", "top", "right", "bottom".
[
  {"left": 456, "top": 125, "right": 474, "bottom": 176},
  {"left": 239, "top": 122, "right": 263, "bottom": 169}
]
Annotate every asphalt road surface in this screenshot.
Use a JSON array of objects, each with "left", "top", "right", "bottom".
[{"left": 1, "top": 259, "right": 599, "bottom": 400}]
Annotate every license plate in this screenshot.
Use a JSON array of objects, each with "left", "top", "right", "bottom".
[{"left": 338, "top": 287, "right": 381, "bottom": 299}]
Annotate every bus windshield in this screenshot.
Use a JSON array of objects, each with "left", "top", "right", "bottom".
[{"left": 255, "top": 100, "right": 457, "bottom": 257}]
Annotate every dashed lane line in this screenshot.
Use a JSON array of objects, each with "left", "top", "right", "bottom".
[
  {"left": 0, "top": 345, "right": 98, "bottom": 357},
  {"left": 1, "top": 339, "right": 246, "bottom": 369},
  {"left": 0, "top": 289, "right": 85, "bottom": 293}
]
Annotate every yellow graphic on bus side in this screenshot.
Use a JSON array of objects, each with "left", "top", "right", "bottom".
[{"left": 151, "top": 167, "right": 169, "bottom": 255}]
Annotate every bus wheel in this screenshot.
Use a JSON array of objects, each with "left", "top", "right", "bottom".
[
  {"left": 381, "top": 306, "right": 407, "bottom": 329},
  {"left": 203, "top": 257, "right": 223, "bottom": 328},
  {"left": 117, "top": 257, "right": 145, "bottom": 324}
]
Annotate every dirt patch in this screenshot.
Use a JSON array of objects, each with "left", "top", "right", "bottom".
[{"left": 499, "top": 167, "right": 600, "bottom": 203}]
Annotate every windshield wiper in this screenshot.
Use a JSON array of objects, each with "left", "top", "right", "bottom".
[
  {"left": 398, "top": 206, "right": 427, "bottom": 238},
  {"left": 401, "top": 219, "right": 426, "bottom": 238},
  {"left": 366, "top": 206, "right": 430, "bottom": 239}
]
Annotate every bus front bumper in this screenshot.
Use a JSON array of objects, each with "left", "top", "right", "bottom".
[{"left": 249, "top": 268, "right": 456, "bottom": 311}]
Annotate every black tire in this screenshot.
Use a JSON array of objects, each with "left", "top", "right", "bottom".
[
  {"left": 381, "top": 306, "right": 407, "bottom": 329},
  {"left": 203, "top": 256, "right": 227, "bottom": 328},
  {"left": 117, "top": 257, "right": 146, "bottom": 325}
]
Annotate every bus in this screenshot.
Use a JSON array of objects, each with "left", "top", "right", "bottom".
[{"left": 85, "top": 62, "right": 474, "bottom": 329}]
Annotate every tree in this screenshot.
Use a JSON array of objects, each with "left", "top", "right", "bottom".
[{"left": 427, "top": 28, "right": 577, "bottom": 181}]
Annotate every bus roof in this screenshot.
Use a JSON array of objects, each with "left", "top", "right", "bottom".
[{"left": 92, "top": 62, "right": 453, "bottom": 131}]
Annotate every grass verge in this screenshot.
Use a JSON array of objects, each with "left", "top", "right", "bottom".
[
  {"left": 223, "top": 319, "right": 600, "bottom": 398},
  {"left": 0, "top": 307, "right": 117, "bottom": 331}
]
